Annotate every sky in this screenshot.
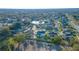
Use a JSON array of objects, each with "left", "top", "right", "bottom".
[{"left": 0, "top": 0, "right": 79, "bottom": 9}]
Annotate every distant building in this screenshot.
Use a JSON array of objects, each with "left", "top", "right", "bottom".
[{"left": 31, "top": 21, "right": 45, "bottom": 25}]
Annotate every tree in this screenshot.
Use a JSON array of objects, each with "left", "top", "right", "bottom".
[
  {"left": 72, "top": 43, "right": 79, "bottom": 51},
  {"left": 60, "top": 40, "right": 69, "bottom": 46},
  {"left": 0, "top": 26, "right": 12, "bottom": 40},
  {"left": 44, "top": 32, "right": 50, "bottom": 41},
  {"left": 51, "top": 35, "right": 62, "bottom": 44},
  {"left": 14, "top": 32, "right": 26, "bottom": 42},
  {"left": 7, "top": 37, "right": 17, "bottom": 51},
  {"left": 0, "top": 26, "right": 14, "bottom": 50},
  {"left": 10, "top": 22, "right": 21, "bottom": 30}
]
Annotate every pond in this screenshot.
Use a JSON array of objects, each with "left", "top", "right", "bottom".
[{"left": 36, "top": 31, "right": 45, "bottom": 38}]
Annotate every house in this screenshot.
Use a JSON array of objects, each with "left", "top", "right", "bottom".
[
  {"left": 63, "top": 29, "right": 73, "bottom": 40},
  {"left": 49, "top": 32, "right": 57, "bottom": 37},
  {"left": 31, "top": 21, "right": 45, "bottom": 25}
]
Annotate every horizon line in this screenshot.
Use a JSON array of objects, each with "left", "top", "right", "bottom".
[{"left": 0, "top": 8, "right": 79, "bottom": 9}]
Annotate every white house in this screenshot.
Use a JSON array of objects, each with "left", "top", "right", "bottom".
[{"left": 31, "top": 21, "right": 45, "bottom": 25}]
